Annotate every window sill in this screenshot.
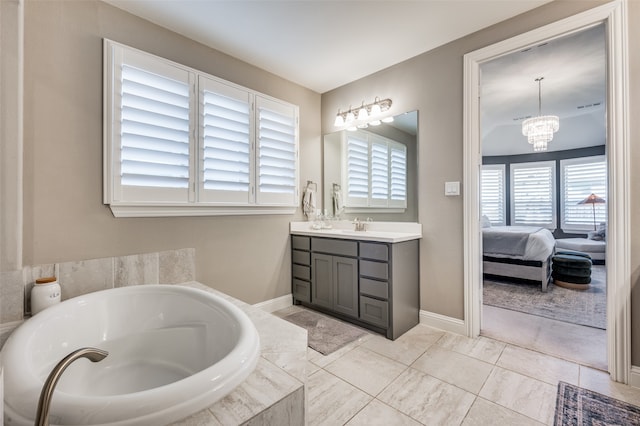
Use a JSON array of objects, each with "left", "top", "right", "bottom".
[{"left": 108, "top": 204, "right": 297, "bottom": 218}]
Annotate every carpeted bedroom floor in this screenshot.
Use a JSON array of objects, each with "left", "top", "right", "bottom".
[{"left": 483, "top": 265, "right": 606, "bottom": 329}]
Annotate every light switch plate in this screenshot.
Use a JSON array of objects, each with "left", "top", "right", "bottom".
[{"left": 445, "top": 181, "right": 460, "bottom": 196}]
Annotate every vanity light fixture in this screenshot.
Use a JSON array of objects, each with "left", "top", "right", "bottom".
[
  {"left": 334, "top": 97, "right": 393, "bottom": 129},
  {"left": 521, "top": 77, "right": 559, "bottom": 152}
]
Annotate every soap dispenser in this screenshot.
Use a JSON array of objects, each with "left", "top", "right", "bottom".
[{"left": 31, "top": 277, "right": 61, "bottom": 315}]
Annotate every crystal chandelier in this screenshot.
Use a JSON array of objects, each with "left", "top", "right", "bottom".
[{"left": 521, "top": 77, "right": 559, "bottom": 152}]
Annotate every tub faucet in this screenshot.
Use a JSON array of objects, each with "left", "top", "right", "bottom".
[{"left": 35, "top": 347, "right": 109, "bottom": 426}]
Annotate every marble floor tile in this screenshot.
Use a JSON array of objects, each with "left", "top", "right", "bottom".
[
  {"left": 307, "top": 369, "right": 372, "bottom": 426},
  {"left": 411, "top": 345, "right": 494, "bottom": 393},
  {"left": 496, "top": 345, "right": 579, "bottom": 386},
  {"left": 482, "top": 305, "right": 607, "bottom": 370},
  {"left": 579, "top": 366, "right": 640, "bottom": 407},
  {"left": 324, "top": 346, "right": 407, "bottom": 396},
  {"left": 461, "top": 397, "right": 544, "bottom": 425},
  {"left": 361, "top": 324, "right": 444, "bottom": 365},
  {"left": 479, "top": 367, "right": 557, "bottom": 424},
  {"left": 345, "top": 399, "right": 421, "bottom": 426},
  {"left": 378, "top": 368, "right": 475, "bottom": 425},
  {"left": 435, "top": 332, "right": 505, "bottom": 364}
]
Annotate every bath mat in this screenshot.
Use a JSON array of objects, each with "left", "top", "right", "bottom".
[
  {"left": 282, "top": 309, "right": 368, "bottom": 355},
  {"left": 483, "top": 265, "right": 606, "bottom": 329},
  {"left": 554, "top": 381, "right": 640, "bottom": 425}
]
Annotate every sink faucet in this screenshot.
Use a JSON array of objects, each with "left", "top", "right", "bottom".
[
  {"left": 353, "top": 217, "right": 373, "bottom": 232},
  {"left": 35, "top": 347, "right": 109, "bottom": 426}
]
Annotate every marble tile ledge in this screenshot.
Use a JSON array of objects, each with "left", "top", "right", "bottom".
[{"left": 171, "top": 282, "right": 307, "bottom": 425}]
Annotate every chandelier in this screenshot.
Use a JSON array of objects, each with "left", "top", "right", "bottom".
[
  {"left": 334, "top": 97, "right": 393, "bottom": 131},
  {"left": 521, "top": 77, "right": 559, "bottom": 152}
]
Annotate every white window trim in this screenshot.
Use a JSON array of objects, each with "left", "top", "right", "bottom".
[
  {"left": 560, "top": 155, "right": 607, "bottom": 232},
  {"left": 509, "top": 160, "right": 556, "bottom": 229},
  {"left": 103, "top": 39, "right": 298, "bottom": 217}
]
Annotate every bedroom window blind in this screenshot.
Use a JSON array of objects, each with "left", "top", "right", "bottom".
[
  {"left": 481, "top": 164, "right": 506, "bottom": 226},
  {"left": 510, "top": 161, "right": 556, "bottom": 228},
  {"left": 560, "top": 156, "right": 607, "bottom": 231},
  {"left": 104, "top": 39, "right": 299, "bottom": 216},
  {"left": 344, "top": 130, "right": 407, "bottom": 209}
]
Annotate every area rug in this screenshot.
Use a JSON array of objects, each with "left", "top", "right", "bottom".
[
  {"left": 554, "top": 381, "right": 640, "bottom": 425},
  {"left": 483, "top": 266, "right": 606, "bottom": 329},
  {"left": 281, "top": 309, "right": 368, "bottom": 355}
]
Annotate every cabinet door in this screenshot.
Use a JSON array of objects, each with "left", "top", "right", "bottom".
[
  {"left": 333, "top": 256, "right": 358, "bottom": 318},
  {"left": 312, "top": 253, "right": 333, "bottom": 309}
]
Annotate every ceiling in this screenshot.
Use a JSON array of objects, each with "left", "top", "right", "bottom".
[
  {"left": 104, "top": 0, "right": 552, "bottom": 94},
  {"left": 481, "top": 24, "right": 606, "bottom": 156}
]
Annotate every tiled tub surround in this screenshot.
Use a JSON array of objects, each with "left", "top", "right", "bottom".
[{"left": 0, "top": 249, "right": 307, "bottom": 425}]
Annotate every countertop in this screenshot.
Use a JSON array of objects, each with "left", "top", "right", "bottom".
[{"left": 290, "top": 221, "right": 422, "bottom": 243}]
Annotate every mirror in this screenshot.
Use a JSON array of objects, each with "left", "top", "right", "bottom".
[{"left": 323, "top": 110, "right": 418, "bottom": 222}]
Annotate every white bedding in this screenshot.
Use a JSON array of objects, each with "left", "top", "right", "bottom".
[{"left": 483, "top": 226, "right": 555, "bottom": 261}]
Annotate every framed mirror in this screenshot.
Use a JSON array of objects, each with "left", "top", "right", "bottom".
[{"left": 323, "top": 110, "right": 418, "bottom": 222}]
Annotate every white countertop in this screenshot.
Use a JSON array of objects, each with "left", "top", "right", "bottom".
[{"left": 290, "top": 221, "right": 422, "bottom": 243}]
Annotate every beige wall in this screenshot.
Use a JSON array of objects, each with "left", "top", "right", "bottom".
[
  {"left": 322, "top": 0, "right": 640, "bottom": 359},
  {"left": 21, "top": 0, "right": 321, "bottom": 304}
]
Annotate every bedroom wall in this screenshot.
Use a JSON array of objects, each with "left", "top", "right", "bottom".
[
  {"left": 19, "top": 0, "right": 321, "bottom": 304},
  {"left": 483, "top": 145, "right": 606, "bottom": 239}
]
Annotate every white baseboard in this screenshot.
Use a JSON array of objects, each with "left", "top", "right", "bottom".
[
  {"left": 253, "top": 293, "right": 293, "bottom": 313},
  {"left": 419, "top": 309, "right": 466, "bottom": 335},
  {"left": 629, "top": 366, "right": 640, "bottom": 388}
]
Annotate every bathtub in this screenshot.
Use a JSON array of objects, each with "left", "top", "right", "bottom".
[{"left": 1, "top": 285, "right": 260, "bottom": 425}]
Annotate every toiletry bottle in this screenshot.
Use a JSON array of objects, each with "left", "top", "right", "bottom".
[{"left": 31, "top": 277, "right": 61, "bottom": 315}]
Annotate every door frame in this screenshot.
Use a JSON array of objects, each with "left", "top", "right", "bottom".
[{"left": 462, "top": 0, "right": 630, "bottom": 382}]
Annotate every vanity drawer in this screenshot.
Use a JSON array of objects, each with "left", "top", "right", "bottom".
[
  {"left": 292, "top": 264, "right": 310, "bottom": 281},
  {"left": 360, "top": 242, "right": 388, "bottom": 261},
  {"left": 360, "top": 278, "right": 388, "bottom": 300},
  {"left": 359, "top": 296, "right": 389, "bottom": 328},
  {"left": 291, "top": 235, "right": 310, "bottom": 250},
  {"left": 292, "top": 249, "right": 310, "bottom": 266},
  {"left": 293, "top": 279, "right": 311, "bottom": 303},
  {"left": 311, "top": 238, "right": 357, "bottom": 257},
  {"left": 360, "top": 260, "right": 388, "bottom": 280}
]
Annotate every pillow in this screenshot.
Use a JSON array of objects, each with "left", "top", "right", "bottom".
[
  {"left": 481, "top": 215, "right": 492, "bottom": 228},
  {"left": 588, "top": 223, "right": 606, "bottom": 241}
]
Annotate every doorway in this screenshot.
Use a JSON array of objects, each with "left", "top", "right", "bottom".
[
  {"left": 478, "top": 24, "right": 607, "bottom": 370},
  {"left": 462, "top": 1, "right": 630, "bottom": 383}
]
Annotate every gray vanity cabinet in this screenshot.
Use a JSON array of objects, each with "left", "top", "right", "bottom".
[
  {"left": 291, "top": 234, "right": 419, "bottom": 340},
  {"left": 311, "top": 253, "right": 358, "bottom": 318}
]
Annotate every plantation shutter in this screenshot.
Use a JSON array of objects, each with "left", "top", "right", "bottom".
[
  {"left": 560, "top": 156, "right": 607, "bottom": 231},
  {"left": 370, "top": 136, "right": 389, "bottom": 206},
  {"left": 389, "top": 142, "right": 407, "bottom": 207},
  {"left": 199, "top": 76, "right": 252, "bottom": 204},
  {"left": 511, "top": 161, "right": 556, "bottom": 228},
  {"left": 255, "top": 96, "right": 298, "bottom": 206},
  {"left": 345, "top": 133, "right": 369, "bottom": 207},
  {"left": 112, "top": 48, "right": 194, "bottom": 203},
  {"left": 481, "top": 164, "right": 506, "bottom": 226}
]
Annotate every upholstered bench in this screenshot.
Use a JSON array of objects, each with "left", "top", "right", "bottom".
[
  {"left": 555, "top": 238, "right": 605, "bottom": 264},
  {"left": 552, "top": 252, "right": 592, "bottom": 290}
]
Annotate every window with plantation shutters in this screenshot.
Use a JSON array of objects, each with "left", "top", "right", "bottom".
[
  {"left": 199, "top": 76, "right": 251, "bottom": 204},
  {"left": 560, "top": 156, "right": 607, "bottom": 231},
  {"left": 256, "top": 96, "right": 298, "bottom": 206},
  {"left": 104, "top": 40, "right": 299, "bottom": 217},
  {"left": 510, "top": 161, "right": 556, "bottom": 228},
  {"left": 481, "top": 164, "right": 506, "bottom": 226},
  {"left": 343, "top": 130, "right": 407, "bottom": 210}
]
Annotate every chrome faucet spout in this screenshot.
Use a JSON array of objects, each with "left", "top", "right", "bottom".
[{"left": 35, "top": 347, "right": 108, "bottom": 426}]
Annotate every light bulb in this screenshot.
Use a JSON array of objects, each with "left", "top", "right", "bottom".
[
  {"left": 370, "top": 103, "right": 382, "bottom": 116},
  {"left": 334, "top": 114, "right": 345, "bottom": 127},
  {"left": 357, "top": 102, "right": 368, "bottom": 121},
  {"left": 345, "top": 111, "right": 355, "bottom": 124}
]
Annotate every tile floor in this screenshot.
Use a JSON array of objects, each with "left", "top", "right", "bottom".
[{"left": 274, "top": 305, "right": 640, "bottom": 426}]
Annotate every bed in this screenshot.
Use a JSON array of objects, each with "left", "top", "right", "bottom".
[{"left": 482, "top": 225, "right": 556, "bottom": 292}]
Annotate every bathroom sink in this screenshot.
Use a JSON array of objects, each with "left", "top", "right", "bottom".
[{"left": 1, "top": 285, "right": 260, "bottom": 425}]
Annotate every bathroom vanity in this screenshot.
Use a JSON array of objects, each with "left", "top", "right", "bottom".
[{"left": 289, "top": 222, "right": 421, "bottom": 340}]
